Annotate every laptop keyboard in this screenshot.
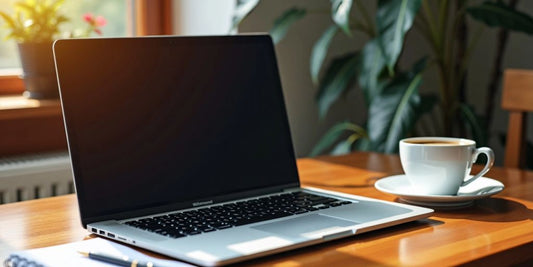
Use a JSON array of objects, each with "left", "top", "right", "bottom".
[{"left": 124, "top": 191, "right": 352, "bottom": 239}]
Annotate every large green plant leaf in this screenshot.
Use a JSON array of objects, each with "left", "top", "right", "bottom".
[
  {"left": 310, "top": 121, "right": 367, "bottom": 156},
  {"left": 357, "top": 39, "right": 387, "bottom": 104},
  {"left": 316, "top": 52, "right": 359, "bottom": 118},
  {"left": 376, "top": 0, "right": 421, "bottom": 74},
  {"left": 367, "top": 58, "right": 427, "bottom": 153},
  {"left": 229, "top": 0, "right": 260, "bottom": 33},
  {"left": 331, "top": 0, "right": 353, "bottom": 36},
  {"left": 270, "top": 7, "right": 307, "bottom": 44},
  {"left": 467, "top": 1, "right": 533, "bottom": 35},
  {"left": 310, "top": 25, "right": 339, "bottom": 85},
  {"left": 330, "top": 137, "right": 356, "bottom": 155}
]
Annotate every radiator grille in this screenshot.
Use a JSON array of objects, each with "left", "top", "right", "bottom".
[{"left": 0, "top": 151, "right": 74, "bottom": 204}]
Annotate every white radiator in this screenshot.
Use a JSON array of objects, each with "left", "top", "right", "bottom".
[{"left": 0, "top": 151, "right": 74, "bottom": 204}]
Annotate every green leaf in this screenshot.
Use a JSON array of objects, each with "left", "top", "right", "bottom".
[
  {"left": 230, "top": 0, "right": 260, "bottom": 33},
  {"left": 270, "top": 7, "right": 306, "bottom": 44},
  {"left": 331, "top": 0, "right": 353, "bottom": 36},
  {"left": 14, "top": 2, "right": 34, "bottom": 14},
  {"left": 467, "top": 1, "right": 533, "bottom": 35},
  {"left": 376, "top": 0, "right": 422, "bottom": 75},
  {"left": 310, "top": 121, "right": 367, "bottom": 156},
  {"left": 357, "top": 39, "right": 387, "bottom": 104},
  {"left": 0, "top": 12, "right": 22, "bottom": 40},
  {"left": 0, "top": 11, "right": 16, "bottom": 27},
  {"left": 316, "top": 52, "right": 359, "bottom": 118},
  {"left": 310, "top": 25, "right": 339, "bottom": 85},
  {"left": 55, "top": 15, "right": 69, "bottom": 25},
  {"left": 459, "top": 104, "right": 487, "bottom": 146},
  {"left": 52, "top": 0, "right": 66, "bottom": 10},
  {"left": 330, "top": 137, "right": 355, "bottom": 155},
  {"left": 354, "top": 137, "right": 372, "bottom": 151},
  {"left": 367, "top": 57, "right": 427, "bottom": 153}
]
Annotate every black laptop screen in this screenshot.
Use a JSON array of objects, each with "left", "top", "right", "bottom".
[{"left": 54, "top": 35, "right": 299, "bottom": 221}]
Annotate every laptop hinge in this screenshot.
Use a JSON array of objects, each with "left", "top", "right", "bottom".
[{"left": 282, "top": 187, "right": 301, "bottom": 193}]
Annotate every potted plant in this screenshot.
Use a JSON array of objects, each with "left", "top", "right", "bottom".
[
  {"left": 0, "top": 0, "right": 106, "bottom": 99},
  {"left": 235, "top": 0, "right": 533, "bottom": 156}
]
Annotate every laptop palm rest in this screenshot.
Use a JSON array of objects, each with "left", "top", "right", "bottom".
[{"left": 252, "top": 214, "right": 357, "bottom": 239}]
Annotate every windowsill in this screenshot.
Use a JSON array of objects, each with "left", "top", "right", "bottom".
[
  {"left": 0, "top": 95, "right": 67, "bottom": 156},
  {"left": 0, "top": 72, "right": 24, "bottom": 95},
  {"left": 0, "top": 95, "right": 62, "bottom": 119}
]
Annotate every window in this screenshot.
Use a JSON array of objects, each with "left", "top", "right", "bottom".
[
  {"left": 0, "top": 0, "right": 172, "bottom": 157},
  {"left": 0, "top": 0, "right": 130, "bottom": 69},
  {"left": 0, "top": 0, "right": 172, "bottom": 95}
]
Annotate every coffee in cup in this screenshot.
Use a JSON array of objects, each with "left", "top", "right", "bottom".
[{"left": 399, "top": 137, "right": 494, "bottom": 195}]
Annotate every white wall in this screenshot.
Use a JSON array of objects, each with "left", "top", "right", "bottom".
[{"left": 172, "top": 0, "right": 234, "bottom": 36}]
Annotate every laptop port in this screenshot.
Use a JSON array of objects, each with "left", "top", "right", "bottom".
[
  {"left": 91, "top": 228, "right": 97, "bottom": 233},
  {"left": 99, "top": 230, "right": 105, "bottom": 235},
  {"left": 107, "top": 233, "right": 115, "bottom": 238}
]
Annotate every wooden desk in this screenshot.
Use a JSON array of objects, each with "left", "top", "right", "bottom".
[{"left": 1, "top": 152, "right": 533, "bottom": 266}]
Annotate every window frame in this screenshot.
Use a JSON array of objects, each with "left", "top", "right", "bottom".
[
  {"left": 0, "top": 0, "right": 173, "bottom": 157},
  {"left": 0, "top": 0, "right": 173, "bottom": 95}
]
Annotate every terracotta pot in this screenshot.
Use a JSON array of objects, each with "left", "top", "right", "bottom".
[{"left": 17, "top": 42, "right": 59, "bottom": 99}]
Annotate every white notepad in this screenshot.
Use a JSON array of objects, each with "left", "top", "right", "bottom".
[{"left": 4, "top": 238, "right": 192, "bottom": 267}]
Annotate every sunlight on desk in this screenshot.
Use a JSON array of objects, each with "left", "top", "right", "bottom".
[
  {"left": 0, "top": 95, "right": 41, "bottom": 109},
  {"left": 297, "top": 158, "right": 387, "bottom": 188}
]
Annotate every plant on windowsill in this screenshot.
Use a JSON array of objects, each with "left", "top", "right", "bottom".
[{"left": 0, "top": 0, "right": 106, "bottom": 99}]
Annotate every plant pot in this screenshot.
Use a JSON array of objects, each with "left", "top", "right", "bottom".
[{"left": 17, "top": 42, "right": 59, "bottom": 99}]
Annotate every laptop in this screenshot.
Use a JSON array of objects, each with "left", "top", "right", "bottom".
[{"left": 53, "top": 34, "right": 433, "bottom": 266}]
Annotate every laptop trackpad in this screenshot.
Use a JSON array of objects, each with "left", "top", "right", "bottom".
[{"left": 252, "top": 214, "right": 357, "bottom": 239}]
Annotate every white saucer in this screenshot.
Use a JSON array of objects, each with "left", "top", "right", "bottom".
[{"left": 374, "top": 175, "right": 504, "bottom": 208}]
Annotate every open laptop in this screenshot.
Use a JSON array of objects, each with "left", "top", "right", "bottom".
[{"left": 53, "top": 35, "right": 432, "bottom": 266}]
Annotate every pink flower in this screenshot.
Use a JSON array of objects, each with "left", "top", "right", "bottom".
[
  {"left": 83, "top": 13, "right": 93, "bottom": 23},
  {"left": 94, "top": 16, "right": 107, "bottom": 27},
  {"left": 81, "top": 12, "right": 107, "bottom": 37}
]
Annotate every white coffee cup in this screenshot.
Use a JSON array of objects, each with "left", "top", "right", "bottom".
[{"left": 399, "top": 137, "right": 495, "bottom": 195}]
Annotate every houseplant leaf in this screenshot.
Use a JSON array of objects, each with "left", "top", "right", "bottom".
[
  {"left": 377, "top": 0, "right": 420, "bottom": 73},
  {"left": 316, "top": 52, "right": 359, "bottom": 118},
  {"left": 310, "top": 25, "right": 339, "bottom": 85},
  {"left": 0, "top": 11, "right": 24, "bottom": 41},
  {"left": 467, "top": 1, "right": 533, "bottom": 35},
  {"left": 0, "top": 11, "right": 17, "bottom": 29},
  {"left": 331, "top": 0, "right": 353, "bottom": 36},
  {"left": 376, "top": 0, "right": 422, "bottom": 75},
  {"left": 309, "top": 121, "right": 367, "bottom": 156},
  {"left": 270, "top": 7, "right": 307, "bottom": 44},
  {"left": 330, "top": 135, "right": 358, "bottom": 155},
  {"left": 367, "top": 57, "right": 426, "bottom": 153},
  {"left": 357, "top": 39, "right": 387, "bottom": 104},
  {"left": 229, "top": 0, "right": 260, "bottom": 33}
]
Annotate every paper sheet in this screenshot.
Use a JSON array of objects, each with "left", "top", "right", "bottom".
[{"left": 5, "top": 238, "right": 192, "bottom": 267}]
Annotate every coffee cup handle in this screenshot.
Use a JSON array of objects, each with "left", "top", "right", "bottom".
[{"left": 462, "top": 147, "right": 495, "bottom": 187}]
